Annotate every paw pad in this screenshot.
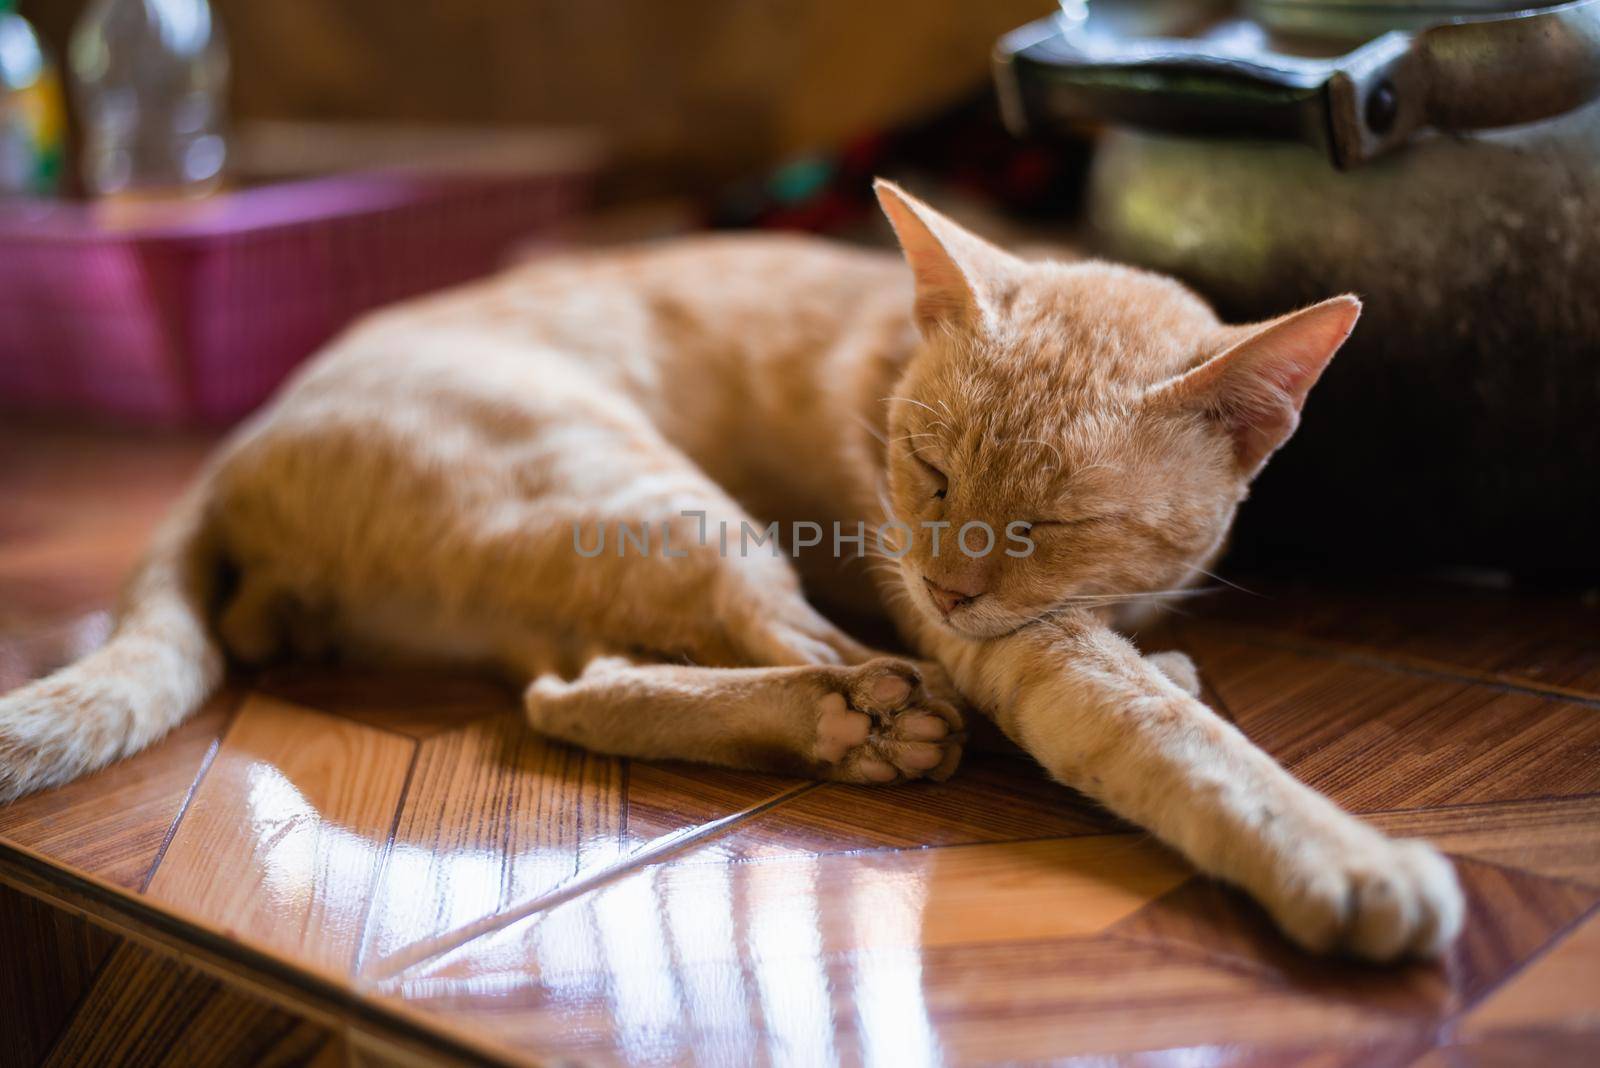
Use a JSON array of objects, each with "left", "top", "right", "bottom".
[{"left": 814, "top": 658, "right": 964, "bottom": 784}]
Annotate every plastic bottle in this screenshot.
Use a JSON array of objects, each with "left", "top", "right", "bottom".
[
  {"left": 0, "top": 0, "right": 66, "bottom": 196},
  {"left": 69, "top": 0, "right": 229, "bottom": 199}
]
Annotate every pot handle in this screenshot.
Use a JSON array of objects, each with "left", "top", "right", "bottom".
[{"left": 995, "top": 0, "right": 1600, "bottom": 167}]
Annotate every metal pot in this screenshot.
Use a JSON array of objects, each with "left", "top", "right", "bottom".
[{"left": 995, "top": 1, "right": 1600, "bottom": 575}]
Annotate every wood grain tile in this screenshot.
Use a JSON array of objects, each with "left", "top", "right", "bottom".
[
  {"left": 384, "top": 914, "right": 1425, "bottom": 1066},
  {"left": 1186, "top": 633, "right": 1600, "bottom": 811},
  {"left": 1192, "top": 580, "right": 1600, "bottom": 699},
  {"left": 361, "top": 737, "right": 823, "bottom": 975},
  {"left": 1371, "top": 796, "right": 1600, "bottom": 889},
  {"left": 378, "top": 834, "right": 1195, "bottom": 1062},
  {"left": 1459, "top": 908, "right": 1600, "bottom": 1037},
  {"left": 41, "top": 941, "right": 332, "bottom": 1068},
  {"left": 1414, "top": 1028, "right": 1600, "bottom": 1068},
  {"left": 0, "top": 880, "right": 121, "bottom": 1068},
  {"left": 911, "top": 937, "right": 1429, "bottom": 1067},
  {"left": 145, "top": 694, "right": 414, "bottom": 976},
  {"left": 693, "top": 750, "right": 1125, "bottom": 861},
  {"left": 0, "top": 694, "right": 235, "bottom": 890},
  {"left": 622, "top": 761, "right": 805, "bottom": 848},
  {"left": 357, "top": 713, "right": 621, "bottom": 969},
  {"left": 1107, "top": 856, "right": 1599, "bottom": 1018},
  {"left": 255, "top": 664, "right": 522, "bottom": 740},
  {"left": 1133, "top": 1037, "right": 1433, "bottom": 1068}
]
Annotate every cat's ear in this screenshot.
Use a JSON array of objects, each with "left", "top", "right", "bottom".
[
  {"left": 874, "top": 178, "right": 1020, "bottom": 335},
  {"left": 1148, "top": 295, "right": 1361, "bottom": 477}
]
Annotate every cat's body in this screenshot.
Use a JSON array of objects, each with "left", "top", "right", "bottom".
[
  {"left": 0, "top": 183, "right": 1463, "bottom": 961},
  {"left": 212, "top": 232, "right": 915, "bottom": 663}
]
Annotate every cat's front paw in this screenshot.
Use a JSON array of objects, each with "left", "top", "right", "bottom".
[
  {"left": 812, "top": 658, "right": 964, "bottom": 784},
  {"left": 1267, "top": 834, "right": 1464, "bottom": 962}
]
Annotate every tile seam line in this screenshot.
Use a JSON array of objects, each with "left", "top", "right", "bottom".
[
  {"left": 362, "top": 780, "right": 823, "bottom": 984},
  {"left": 137, "top": 692, "right": 245, "bottom": 895},
  {"left": 1085, "top": 928, "right": 1442, "bottom": 1019},
  {"left": 1104, "top": 863, "right": 1600, "bottom": 1022},
  {"left": 350, "top": 737, "right": 423, "bottom": 979},
  {"left": 1438, "top": 897, "right": 1600, "bottom": 1038}
]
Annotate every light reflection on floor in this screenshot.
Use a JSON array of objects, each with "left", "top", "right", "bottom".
[{"left": 382, "top": 845, "right": 963, "bottom": 1064}]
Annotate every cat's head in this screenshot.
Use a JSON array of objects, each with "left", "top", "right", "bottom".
[{"left": 875, "top": 179, "right": 1359, "bottom": 639}]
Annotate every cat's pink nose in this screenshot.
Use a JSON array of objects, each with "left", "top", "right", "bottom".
[{"left": 923, "top": 577, "right": 984, "bottom": 616}]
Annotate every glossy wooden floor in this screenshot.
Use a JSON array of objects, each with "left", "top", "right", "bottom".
[{"left": 2, "top": 422, "right": 1599, "bottom": 1067}]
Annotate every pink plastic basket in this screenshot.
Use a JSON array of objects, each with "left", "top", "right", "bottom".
[{"left": 0, "top": 170, "right": 588, "bottom": 425}]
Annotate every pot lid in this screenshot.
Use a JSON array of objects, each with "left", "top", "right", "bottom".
[
  {"left": 1009, "top": 0, "right": 1600, "bottom": 166},
  {"left": 1244, "top": 0, "right": 1574, "bottom": 39}
]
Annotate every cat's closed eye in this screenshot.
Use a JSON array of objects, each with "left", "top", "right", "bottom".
[
  {"left": 916, "top": 456, "right": 948, "bottom": 499},
  {"left": 1026, "top": 517, "right": 1104, "bottom": 530}
]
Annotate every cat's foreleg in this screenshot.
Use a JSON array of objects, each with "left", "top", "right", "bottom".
[
  {"left": 1146, "top": 650, "right": 1201, "bottom": 697},
  {"left": 929, "top": 614, "right": 1464, "bottom": 961},
  {"left": 522, "top": 656, "right": 962, "bottom": 782}
]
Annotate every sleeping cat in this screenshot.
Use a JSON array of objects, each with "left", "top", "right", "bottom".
[{"left": 0, "top": 181, "right": 1462, "bottom": 961}]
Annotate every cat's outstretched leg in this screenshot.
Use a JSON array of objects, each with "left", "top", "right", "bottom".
[
  {"left": 920, "top": 613, "right": 1463, "bottom": 962},
  {"left": 523, "top": 655, "right": 963, "bottom": 783}
]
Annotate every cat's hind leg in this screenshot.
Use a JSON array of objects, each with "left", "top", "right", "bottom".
[
  {"left": 217, "top": 567, "right": 337, "bottom": 666},
  {"left": 476, "top": 480, "right": 885, "bottom": 671},
  {"left": 523, "top": 655, "right": 963, "bottom": 783},
  {"left": 216, "top": 568, "right": 288, "bottom": 665}
]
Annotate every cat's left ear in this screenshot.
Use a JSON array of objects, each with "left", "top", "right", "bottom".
[
  {"left": 874, "top": 178, "right": 1021, "bottom": 336},
  {"left": 1148, "top": 295, "right": 1361, "bottom": 477}
]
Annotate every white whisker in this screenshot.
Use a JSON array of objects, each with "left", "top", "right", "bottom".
[
  {"left": 1018, "top": 437, "right": 1063, "bottom": 471},
  {"left": 882, "top": 395, "right": 938, "bottom": 416},
  {"left": 853, "top": 414, "right": 888, "bottom": 447},
  {"left": 1180, "top": 562, "right": 1256, "bottom": 596},
  {"left": 1020, "top": 586, "right": 1223, "bottom": 628}
]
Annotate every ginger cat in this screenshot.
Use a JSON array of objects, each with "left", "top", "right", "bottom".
[{"left": 0, "top": 181, "right": 1462, "bottom": 961}]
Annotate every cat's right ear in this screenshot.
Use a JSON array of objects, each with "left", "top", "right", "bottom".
[
  {"left": 1147, "top": 295, "right": 1361, "bottom": 477},
  {"left": 874, "top": 179, "right": 1020, "bottom": 336}
]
